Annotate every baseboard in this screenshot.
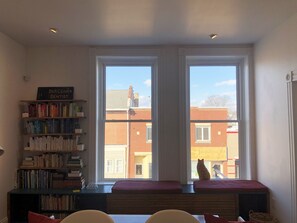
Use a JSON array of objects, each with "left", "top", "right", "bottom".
[{"left": 0, "top": 217, "right": 8, "bottom": 223}]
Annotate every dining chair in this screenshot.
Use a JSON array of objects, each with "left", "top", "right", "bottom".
[
  {"left": 60, "top": 210, "right": 114, "bottom": 223},
  {"left": 145, "top": 209, "right": 200, "bottom": 223}
]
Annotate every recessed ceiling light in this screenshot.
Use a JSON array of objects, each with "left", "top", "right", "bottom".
[
  {"left": 209, "top": 34, "right": 218, "bottom": 39},
  {"left": 49, "top": 28, "right": 58, "bottom": 34}
]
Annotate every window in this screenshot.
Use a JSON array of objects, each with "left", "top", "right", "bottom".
[
  {"left": 146, "top": 124, "right": 152, "bottom": 143},
  {"left": 106, "top": 160, "right": 113, "bottom": 173},
  {"left": 195, "top": 124, "right": 211, "bottom": 142},
  {"left": 135, "top": 164, "right": 143, "bottom": 176},
  {"left": 115, "top": 160, "right": 123, "bottom": 173},
  {"left": 96, "top": 56, "right": 158, "bottom": 181},
  {"left": 188, "top": 65, "right": 239, "bottom": 180},
  {"left": 90, "top": 48, "right": 252, "bottom": 183}
]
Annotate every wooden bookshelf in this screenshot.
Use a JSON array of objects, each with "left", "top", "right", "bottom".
[{"left": 17, "top": 99, "right": 87, "bottom": 190}]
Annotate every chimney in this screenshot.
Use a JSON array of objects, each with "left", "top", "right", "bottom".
[{"left": 127, "top": 85, "right": 134, "bottom": 107}]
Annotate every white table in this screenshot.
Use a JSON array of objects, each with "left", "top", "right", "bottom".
[{"left": 110, "top": 214, "right": 206, "bottom": 223}]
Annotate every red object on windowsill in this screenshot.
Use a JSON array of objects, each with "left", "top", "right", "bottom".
[
  {"left": 112, "top": 180, "right": 182, "bottom": 194},
  {"left": 194, "top": 180, "right": 268, "bottom": 193}
]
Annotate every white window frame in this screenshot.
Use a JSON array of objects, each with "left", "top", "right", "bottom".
[
  {"left": 179, "top": 48, "right": 254, "bottom": 182},
  {"left": 90, "top": 52, "right": 159, "bottom": 183},
  {"left": 195, "top": 123, "right": 211, "bottom": 143}
]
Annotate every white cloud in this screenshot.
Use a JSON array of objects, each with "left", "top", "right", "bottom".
[
  {"left": 144, "top": 79, "right": 151, "bottom": 87},
  {"left": 215, "top": 79, "right": 236, "bottom": 87}
]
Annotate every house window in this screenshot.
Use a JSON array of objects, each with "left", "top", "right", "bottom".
[
  {"left": 115, "top": 160, "right": 123, "bottom": 173},
  {"left": 135, "top": 164, "right": 143, "bottom": 176},
  {"left": 146, "top": 124, "right": 152, "bottom": 143},
  {"left": 188, "top": 64, "right": 239, "bottom": 180},
  {"left": 106, "top": 160, "right": 113, "bottom": 173},
  {"left": 96, "top": 56, "right": 158, "bottom": 181},
  {"left": 195, "top": 124, "right": 211, "bottom": 143}
]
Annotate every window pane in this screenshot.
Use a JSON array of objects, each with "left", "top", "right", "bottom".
[
  {"left": 116, "top": 160, "right": 123, "bottom": 173},
  {"left": 135, "top": 164, "right": 143, "bottom": 175},
  {"left": 190, "top": 122, "right": 239, "bottom": 179},
  {"left": 104, "top": 65, "right": 153, "bottom": 180},
  {"left": 131, "top": 121, "right": 152, "bottom": 178},
  {"left": 189, "top": 65, "right": 239, "bottom": 179},
  {"left": 196, "top": 128, "right": 201, "bottom": 141},
  {"left": 203, "top": 128, "right": 209, "bottom": 140},
  {"left": 104, "top": 122, "right": 152, "bottom": 179},
  {"left": 146, "top": 125, "right": 152, "bottom": 142},
  {"left": 106, "top": 66, "right": 152, "bottom": 120},
  {"left": 106, "top": 160, "right": 113, "bottom": 173},
  {"left": 190, "top": 66, "right": 237, "bottom": 120}
]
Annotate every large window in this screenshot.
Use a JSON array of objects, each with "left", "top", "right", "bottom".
[
  {"left": 189, "top": 65, "right": 239, "bottom": 180},
  {"left": 97, "top": 56, "right": 157, "bottom": 181},
  {"left": 91, "top": 48, "right": 252, "bottom": 184}
]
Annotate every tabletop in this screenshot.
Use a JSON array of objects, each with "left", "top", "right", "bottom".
[{"left": 110, "top": 214, "right": 206, "bottom": 223}]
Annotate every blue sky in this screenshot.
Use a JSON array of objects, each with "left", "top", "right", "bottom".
[
  {"left": 190, "top": 66, "right": 237, "bottom": 107},
  {"left": 106, "top": 66, "right": 152, "bottom": 107},
  {"left": 106, "top": 65, "right": 237, "bottom": 109}
]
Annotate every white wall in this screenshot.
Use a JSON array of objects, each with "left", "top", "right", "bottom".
[
  {"left": 26, "top": 47, "right": 89, "bottom": 99},
  {"left": 0, "top": 32, "right": 26, "bottom": 221},
  {"left": 26, "top": 47, "right": 90, "bottom": 176},
  {"left": 26, "top": 45, "right": 255, "bottom": 187},
  {"left": 254, "top": 12, "right": 297, "bottom": 223}
]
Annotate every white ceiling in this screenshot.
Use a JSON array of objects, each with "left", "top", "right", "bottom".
[{"left": 0, "top": 0, "right": 296, "bottom": 46}]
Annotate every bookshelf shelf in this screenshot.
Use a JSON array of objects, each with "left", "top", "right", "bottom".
[
  {"left": 23, "top": 133, "right": 86, "bottom": 136},
  {"left": 19, "top": 166, "right": 86, "bottom": 170},
  {"left": 23, "top": 149, "right": 86, "bottom": 153},
  {"left": 22, "top": 116, "right": 86, "bottom": 120},
  {"left": 20, "top": 99, "right": 87, "bottom": 103},
  {"left": 18, "top": 99, "right": 87, "bottom": 191}
]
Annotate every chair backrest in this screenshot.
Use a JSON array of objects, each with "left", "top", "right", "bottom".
[
  {"left": 145, "top": 209, "right": 200, "bottom": 223},
  {"left": 60, "top": 210, "right": 114, "bottom": 223}
]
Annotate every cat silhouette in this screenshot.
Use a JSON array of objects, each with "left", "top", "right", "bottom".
[{"left": 197, "top": 159, "right": 210, "bottom": 180}]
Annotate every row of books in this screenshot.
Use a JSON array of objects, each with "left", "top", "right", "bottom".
[
  {"left": 25, "top": 102, "right": 83, "bottom": 118},
  {"left": 24, "top": 119, "right": 80, "bottom": 134},
  {"left": 25, "top": 136, "right": 83, "bottom": 152},
  {"left": 17, "top": 169, "right": 55, "bottom": 189},
  {"left": 41, "top": 195, "right": 76, "bottom": 211},
  {"left": 17, "top": 170, "right": 85, "bottom": 189},
  {"left": 21, "top": 154, "right": 64, "bottom": 168}
]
